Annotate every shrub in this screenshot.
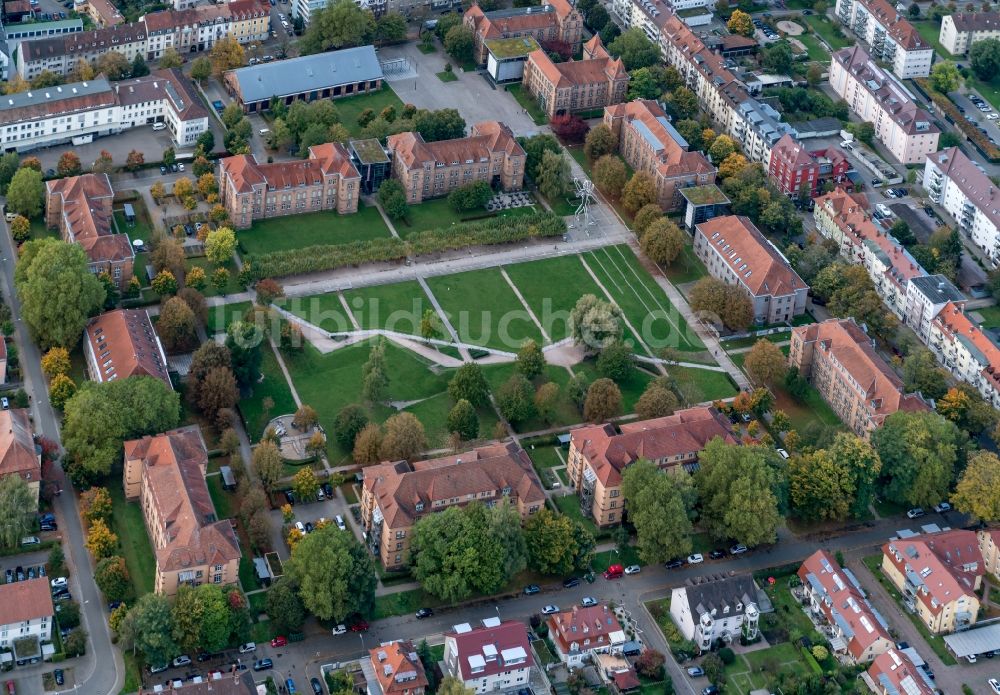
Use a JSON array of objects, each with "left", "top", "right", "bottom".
[{"left": 717, "top": 647, "right": 735, "bottom": 665}]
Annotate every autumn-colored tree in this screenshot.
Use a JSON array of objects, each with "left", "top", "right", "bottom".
[
  {"left": 41, "top": 347, "right": 71, "bottom": 377},
  {"left": 81, "top": 486, "right": 113, "bottom": 525},
  {"left": 150, "top": 181, "right": 166, "bottom": 204},
  {"left": 197, "top": 173, "right": 218, "bottom": 198},
  {"left": 172, "top": 176, "right": 194, "bottom": 200},
  {"left": 209, "top": 204, "right": 229, "bottom": 225},
  {"left": 293, "top": 405, "right": 319, "bottom": 430},
  {"left": 381, "top": 413, "right": 427, "bottom": 461},
  {"left": 292, "top": 467, "right": 320, "bottom": 501},
  {"left": 584, "top": 378, "right": 623, "bottom": 422},
  {"left": 186, "top": 266, "right": 207, "bottom": 291},
  {"left": 212, "top": 268, "right": 231, "bottom": 294},
  {"left": 743, "top": 339, "right": 787, "bottom": 385},
  {"left": 353, "top": 423, "right": 383, "bottom": 465},
  {"left": 727, "top": 9, "right": 753, "bottom": 36},
  {"left": 85, "top": 518, "right": 118, "bottom": 560},
  {"left": 718, "top": 152, "right": 749, "bottom": 179},
  {"left": 151, "top": 270, "right": 178, "bottom": 296},
  {"left": 640, "top": 218, "right": 685, "bottom": 265},
  {"left": 689, "top": 277, "right": 754, "bottom": 332},
  {"left": 158, "top": 296, "right": 198, "bottom": 352},
  {"left": 621, "top": 172, "right": 658, "bottom": 215},
  {"left": 255, "top": 278, "right": 284, "bottom": 305},
  {"left": 210, "top": 36, "right": 245, "bottom": 76},
  {"left": 953, "top": 450, "right": 1000, "bottom": 522},
  {"left": 48, "top": 374, "right": 76, "bottom": 409},
  {"left": 592, "top": 155, "right": 628, "bottom": 198},
  {"left": 205, "top": 227, "right": 237, "bottom": 265},
  {"left": 125, "top": 150, "right": 145, "bottom": 172},
  {"left": 92, "top": 150, "right": 114, "bottom": 174},
  {"left": 57, "top": 151, "right": 82, "bottom": 177},
  {"left": 708, "top": 134, "right": 737, "bottom": 162},
  {"left": 632, "top": 205, "right": 663, "bottom": 236},
  {"left": 9, "top": 215, "right": 30, "bottom": 243},
  {"left": 4, "top": 75, "right": 29, "bottom": 95}
]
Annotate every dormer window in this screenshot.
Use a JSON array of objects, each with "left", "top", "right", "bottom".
[{"left": 415, "top": 502, "right": 424, "bottom": 512}]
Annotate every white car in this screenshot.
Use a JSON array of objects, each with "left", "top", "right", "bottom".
[
  {"left": 172, "top": 655, "right": 192, "bottom": 667},
  {"left": 730, "top": 544, "right": 748, "bottom": 555},
  {"left": 966, "top": 654, "right": 977, "bottom": 663},
  {"left": 988, "top": 113, "right": 999, "bottom": 120},
  {"left": 581, "top": 597, "right": 598, "bottom": 607},
  {"left": 989, "top": 678, "right": 1000, "bottom": 695},
  {"left": 335, "top": 515, "right": 346, "bottom": 531},
  {"left": 906, "top": 508, "right": 925, "bottom": 519},
  {"left": 295, "top": 521, "right": 305, "bottom": 534},
  {"left": 687, "top": 554, "right": 704, "bottom": 564},
  {"left": 876, "top": 203, "right": 893, "bottom": 217},
  {"left": 776, "top": 448, "right": 789, "bottom": 460},
  {"left": 239, "top": 642, "right": 256, "bottom": 654},
  {"left": 332, "top": 625, "right": 347, "bottom": 636},
  {"left": 50, "top": 577, "right": 68, "bottom": 589},
  {"left": 624, "top": 565, "right": 641, "bottom": 575},
  {"left": 541, "top": 605, "right": 559, "bottom": 615}
]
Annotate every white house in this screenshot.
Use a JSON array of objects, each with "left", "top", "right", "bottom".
[
  {"left": 939, "top": 12, "right": 1000, "bottom": 55},
  {"left": 444, "top": 618, "right": 533, "bottom": 695},
  {"left": 834, "top": 0, "right": 933, "bottom": 78},
  {"left": 547, "top": 604, "right": 626, "bottom": 668},
  {"left": 670, "top": 575, "right": 760, "bottom": 651},
  {"left": 0, "top": 578, "right": 54, "bottom": 650},
  {"left": 903, "top": 274, "right": 965, "bottom": 343}
]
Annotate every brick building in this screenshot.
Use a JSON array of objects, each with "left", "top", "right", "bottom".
[
  {"left": 386, "top": 121, "right": 525, "bottom": 204},
  {"left": 83, "top": 309, "right": 171, "bottom": 388},
  {"left": 767, "top": 134, "right": 851, "bottom": 198},
  {"left": 464, "top": 0, "right": 582, "bottom": 65},
  {"left": 522, "top": 35, "right": 628, "bottom": 119}
]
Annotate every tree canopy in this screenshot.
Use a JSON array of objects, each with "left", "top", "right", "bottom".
[
  {"left": 621, "top": 459, "right": 693, "bottom": 563},
  {"left": 871, "top": 411, "right": 966, "bottom": 508},
  {"left": 284, "top": 524, "right": 376, "bottom": 621}
]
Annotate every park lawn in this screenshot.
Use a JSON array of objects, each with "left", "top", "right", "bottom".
[
  {"left": 482, "top": 362, "right": 583, "bottom": 432},
  {"left": 802, "top": 15, "right": 851, "bottom": 50},
  {"left": 373, "top": 587, "right": 444, "bottom": 620},
  {"left": 403, "top": 391, "right": 500, "bottom": 450},
  {"left": 504, "top": 255, "right": 606, "bottom": 343},
  {"left": 794, "top": 32, "right": 829, "bottom": 63},
  {"left": 277, "top": 291, "right": 354, "bottom": 333},
  {"left": 722, "top": 332, "right": 791, "bottom": 350},
  {"left": 567, "top": 145, "right": 593, "bottom": 177},
  {"left": 662, "top": 242, "right": 708, "bottom": 287},
  {"left": 207, "top": 474, "right": 236, "bottom": 520},
  {"left": 425, "top": 267, "right": 545, "bottom": 351},
  {"left": 670, "top": 366, "right": 738, "bottom": 403},
  {"left": 207, "top": 300, "right": 253, "bottom": 334},
  {"left": 527, "top": 446, "right": 565, "bottom": 469},
  {"left": 975, "top": 305, "right": 1000, "bottom": 328},
  {"left": 590, "top": 546, "right": 641, "bottom": 572},
  {"left": 506, "top": 83, "right": 547, "bottom": 126},
  {"left": 771, "top": 379, "right": 844, "bottom": 434},
  {"left": 335, "top": 86, "right": 406, "bottom": 138},
  {"left": 397, "top": 196, "right": 540, "bottom": 235},
  {"left": 343, "top": 280, "right": 433, "bottom": 334},
  {"left": 108, "top": 481, "right": 156, "bottom": 597},
  {"left": 238, "top": 204, "right": 391, "bottom": 255},
  {"left": 185, "top": 256, "right": 242, "bottom": 297},
  {"left": 573, "top": 361, "right": 656, "bottom": 414},
  {"left": 240, "top": 342, "right": 297, "bottom": 441}
]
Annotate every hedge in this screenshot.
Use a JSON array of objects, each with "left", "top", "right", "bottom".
[
  {"left": 801, "top": 646, "right": 823, "bottom": 674},
  {"left": 916, "top": 78, "right": 1000, "bottom": 161},
  {"left": 244, "top": 211, "right": 566, "bottom": 279}
]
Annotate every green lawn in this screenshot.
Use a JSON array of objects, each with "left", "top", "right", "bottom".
[
  {"left": 436, "top": 70, "right": 458, "bottom": 82},
  {"left": 662, "top": 243, "right": 708, "bottom": 287},
  {"left": 724, "top": 642, "right": 810, "bottom": 694},
  {"left": 239, "top": 556, "right": 260, "bottom": 592},
  {"left": 277, "top": 292, "right": 354, "bottom": 333},
  {"left": 794, "top": 32, "right": 829, "bottom": 63},
  {"left": 722, "top": 332, "right": 790, "bottom": 350},
  {"left": 343, "top": 280, "right": 433, "bottom": 334},
  {"left": 967, "top": 74, "right": 1000, "bottom": 118},
  {"left": 207, "top": 300, "right": 253, "bottom": 334},
  {"left": 186, "top": 257, "right": 242, "bottom": 297},
  {"left": 911, "top": 19, "right": 949, "bottom": 58},
  {"left": 29, "top": 217, "right": 59, "bottom": 242},
  {"left": 396, "top": 196, "right": 541, "bottom": 235},
  {"left": 108, "top": 481, "right": 156, "bottom": 597},
  {"left": 507, "top": 83, "right": 547, "bottom": 126},
  {"left": 240, "top": 342, "right": 298, "bottom": 440},
  {"left": 567, "top": 145, "right": 592, "bottom": 178},
  {"left": 669, "top": 366, "right": 737, "bottom": 403},
  {"left": 373, "top": 588, "right": 442, "bottom": 620},
  {"left": 974, "top": 305, "right": 1000, "bottom": 328},
  {"left": 482, "top": 362, "right": 585, "bottom": 432},
  {"left": 802, "top": 15, "right": 851, "bottom": 50},
  {"left": 207, "top": 474, "right": 236, "bottom": 520},
  {"left": 731, "top": 344, "right": 790, "bottom": 369},
  {"left": 113, "top": 209, "right": 153, "bottom": 242},
  {"left": 425, "top": 267, "right": 545, "bottom": 351},
  {"left": 771, "top": 379, "right": 844, "bottom": 434},
  {"left": 239, "top": 204, "right": 391, "bottom": 255},
  {"left": 503, "top": 255, "right": 606, "bottom": 343},
  {"left": 573, "top": 360, "right": 656, "bottom": 414},
  {"left": 527, "top": 445, "right": 564, "bottom": 469},
  {"left": 553, "top": 492, "right": 603, "bottom": 538},
  {"left": 590, "top": 546, "right": 641, "bottom": 572},
  {"left": 120, "top": 652, "right": 143, "bottom": 695},
  {"left": 336, "top": 86, "right": 406, "bottom": 138}
]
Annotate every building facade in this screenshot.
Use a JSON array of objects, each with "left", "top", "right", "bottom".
[
  {"left": 387, "top": 121, "right": 525, "bottom": 205},
  {"left": 903, "top": 274, "right": 965, "bottom": 343},
  {"left": 0, "top": 578, "right": 53, "bottom": 650},
  {"left": 694, "top": 215, "right": 809, "bottom": 324},
  {"left": 124, "top": 426, "right": 241, "bottom": 595},
  {"left": 924, "top": 146, "right": 1000, "bottom": 267},
  {"left": 464, "top": 0, "right": 583, "bottom": 65},
  {"left": 360, "top": 443, "right": 545, "bottom": 569},
  {"left": 834, "top": 0, "right": 933, "bottom": 77},
  {"left": 669, "top": 575, "right": 760, "bottom": 649},
  {"left": 522, "top": 35, "right": 628, "bottom": 119},
  {"left": 939, "top": 12, "right": 1000, "bottom": 54},
  {"left": 829, "top": 46, "right": 939, "bottom": 165},
  {"left": 83, "top": 309, "right": 171, "bottom": 388},
  {"left": 768, "top": 134, "right": 850, "bottom": 197},
  {"left": 547, "top": 605, "right": 626, "bottom": 667},
  {"left": 219, "top": 142, "right": 361, "bottom": 229},
  {"left": 142, "top": 0, "right": 270, "bottom": 59},
  {"left": 16, "top": 21, "right": 147, "bottom": 79},
  {"left": 566, "top": 408, "right": 736, "bottom": 527},
  {"left": 0, "top": 409, "right": 40, "bottom": 506},
  {"left": 929, "top": 302, "right": 1000, "bottom": 409},
  {"left": 789, "top": 319, "right": 928, "bottom": 438},
  {"left": 603, "top": 99, "right": 716, "bottom": 211},
  {"left": 444, "top": 619, "right": 533, "bottom": 694}
]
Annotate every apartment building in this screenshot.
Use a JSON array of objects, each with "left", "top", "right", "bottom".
[
  {"left": 45, "top": 173, "right": 133, "bottom": 288},
  {"left": 923, "top": 147, "right": 1000, "bottom": 267},
  {"left": 0, "top": 409, "right": 40, "bottom": 506},
  {"left": 865, "top": 649, "right": 935, "bottom": 695},
  {"left": 83, "top": 0, "right": 125, "bottom": 26},
  {"left": 694, "top": 215, "right": 809, "bottom": 324},
  {"left": 729, "top": 98, "right": 798, "bottom": 169},
  {"left": 0, "top": 578, "right": 53, "bottom": 650},
  {"left": 387, "top": 121, "right": 525, "bottom": 205},
  {"left": 881, "top": 529, "right": 983, "bottom": 634},
  {"left": 142, "top": 0, "right": 269, "bottom": 59},
  {"left": 798, "top": 551, "right": 893, "bottom": 663},
  {"left": 219, "top": 142, "right": 361, "bottom": 229},
  {"left": 768, "top": 134, "right": 850, "bottom": 198},
  {"left": 834, "top": 0, "right": 933, "bottom": 78},
  {"left": 669, "top": 575, "right": 760, "bottom": 650},
  {"left": 464, "top": 0, "right": 583, "bottom": 65},
  {"left": 929, "top": 302, "right": 1000, "bottom": 408},
  {"left": 903, "top": 274, "right": 965, "bottom": 343},
  {"left": 522, "top": 35, "right": 628, "bottom": 119},
  {"left": 566, "top": 407, "right": 736, "bottom": 527},
  {"left": 829, "top": 46, "right": 939, "bottom": 164},
  {"left": 789, "top": 319, "right": 929, "bottom": 438},
  {"left": 364, "top": 641, "right": 428, "bottom": 695},
  {"left": 444, "top": 619, "right": 533, "bottom": 695},
  {"left": 117, "top": 69, "right": 209, "bottom": 147},
  {"left": 292, "top": 0, "right": 386, "bottom": 25},
  {"left": 16, "top": 22, "right": 147, "bottom": 79},
  {"left": 603, "top": 99, "right": 716, "bottom": 211},
  {"left": 978, "top": 528, "right": 1000, "bottom": 577},
  {"left": 941, "top": 11, "right": 1000, "bottom": 54},
  {"left": 547, "top": 605, "right": 626, "bottom": 667},
  {"left": 124, "top": 426, "right": 241, "bottom": 595},
  {"left": 360, "top": 442, "right": 545, "bottom": 569},
  {"left": 83, "top": 309, "right": 171, "bottom": 389}
]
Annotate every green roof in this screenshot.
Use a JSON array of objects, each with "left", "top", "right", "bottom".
[
  {"left": 680, "top": 185, "right": 730, "bottom": 206},
  {"left": 350, "top": 138, "right": 389, "bottom": 164},
  {"left": 677, "top": 7, "right": 712, "bottom": 16},
  {"left": 485, "top": 36, "right": 541, "bottom": 60}
]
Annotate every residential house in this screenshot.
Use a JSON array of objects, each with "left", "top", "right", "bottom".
[
  {"left": 829, "top": 46, "right": 939, "bottom": 165},
  {"left": 0, "top": 409, "right": 40, "bottom": 506},
  {"left": 387, "top": 121, "right": 525, "bottom": 205},
  {"left": 218, "top": 142, "right": 361, "bottom": 229},
  {"left": 522, "top": 35, "right": 628, "bottom": 119},
  {"left": 365, "top": 641, "right": 428, "bottom": 695},
  {"left": 83, "top": 0, "right": 124, "bottom": 26},
  {"left": 565, "top": 407, "right": 736, "bottom": 527},
  {"left": 729, "top": 98, "right": 798, "bottom": 169},
  {"left": 798, "top": 550, "right": 894, "bottom": 663},
  {"left": 768, "top": 134, "right": 851, "bottom": 198},
  {"left": 929, "top": 302, "right": 1000, "bottom": 408},
  {"left": 547, "top": 604, "right": 626, "bottom": 667},
  {"left": 0, "top": 578, "right": 53, "bottom": 649},
  {"left": 142, "top": 0, "right": 270, "bottom": 59},
  {"left": 903, "top": 274, "right": 965, "bottom": 343},
  {"left": 603, "top": 99, "right": 716, "bottom": 211},
  {"left": 940, "top": 12, "right": 1000, "bottom": 54},
  {"left": 881, "top": 529, "right": 983, "bottom": 634},
  {"left": 789, "top": 319, "right": 929, "bottom": 438},
  {"left": 15, "top": 22, "right": 147, "bottom": 79},
  {"left": 360, "top": 442, "right": 545, "bottom": 569},
  {"left": 464, "top": 0, "right": 583, "bottom": 65},
  {"left": 124, "top": 426, "right": 241, "bottom": 595},
  {"left": 443, "top": 618, "right": 533, "bottom": 694},
  {"left": 864, "top": 649, "right": 935, "bottom": 695},
  {"left": 669, "top": 575, "right": 760, "bottom": 650},
  {"left": 834, "top": 0, "right": 933, "bottom": 77},
  {"left": 693, "top": 215, "right": 809, "bottom": 324},
  {"left": 83, "top": 309, "right": 171, "bottom": 389}
]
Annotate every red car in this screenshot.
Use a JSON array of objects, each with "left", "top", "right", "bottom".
[
  {"left": 270, "top": 636, "right": 287, "bottom": 648},
  {"left": 349, "top": 620, "right": 369, "bottom": 632}
]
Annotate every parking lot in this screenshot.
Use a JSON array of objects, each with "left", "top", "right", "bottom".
[{"left": 952, "top": 89, "right": 1000, "bottom": 146}]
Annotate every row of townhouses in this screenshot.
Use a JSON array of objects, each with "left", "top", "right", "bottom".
[{"left": 834, "top": 0, "right": 933, "bottom": 78}]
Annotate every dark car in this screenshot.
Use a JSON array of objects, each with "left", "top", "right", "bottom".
[
  {"left": 665, "top": 558, "right": 685, "bottom": 569},
  {"left": 284, "top": 490, "right": 295, "bottom": 505},
  {"left": 15, "top": 567, "right": 24, "bottom": 581},
  {"left": 702, "top": 687, "right": 719, "bottom": 695},
  {"left": 39, "top": 513, "right": 55, "bottom": 523},
  {"left": 108, "top": 600, "right": 122, "bottom": 611},
  {"left": 322, "top": 483, "right": 334, "bottom": 498},
  {"left": 304, "top": 522, "right": 314, "bottom": 534},
  {"left": 415, "top": 608, "right": 433, "bottom": 619},
  {"left": 562, "top": 577, "right": 581, "bottom": 589},
  {"left": 212, "top": 100, "right": 224, "bottom": 112},
  {"left": 523, "top": 584, "right": 540, "bottom": 595},
  {"left": 197, "top": 652, "right": 212, "bottom": 663},
  {"left": 311, "top": 677, "right": 324, "bottom": 695},
  {"left": 253, "top": 659, "right": 273, "bottom": 671},
  {"left": 27, "top": 567, "right": 35, "bottom": 579},
  {"left": 896, "top": 642, "right": 909, "bottom": 650},
  {"left": 40, "top": 522, "right": 56, "bottom": 532},
  {"left": 160, "top": 166, "right": 167, "bottom": 174},
  {"left": 708, "top": 549, "right": 726, "bottom": 560},
  {"left": 53, "top": 670, "right": 64, "bottom": 686}
]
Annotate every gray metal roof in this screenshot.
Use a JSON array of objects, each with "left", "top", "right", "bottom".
[
  {"left": 229, "top": 45, "right": 383, "bottom": 104},
  {"left": 0, "top": 77, "right": 111, "bottom": 112},
  {"left": 944, "top": 622, "right": 1000, "bottom": 657},
  {"left": 909, "top": 274, "right": 965, "bottom": 304},
  {"left": 4, "top": 18, "right": 83, "bottom": 37}
]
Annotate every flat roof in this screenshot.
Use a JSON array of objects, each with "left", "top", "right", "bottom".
[
  {"left": 0, "top": 77, "right": 111, "bottom": 112},
  {"left": 4, "top": 17, "right": 83, "bottom": 33},
  {"left": 943, "top": 623, "right": 1000, "bottom": 657},
  {"left": 486, "top": 36, "right": 540, "bottom": 59},
  {"left": 681, "top": 184, "right": 730, "bottom": 205},
  {"left": 228, "top": 45, "right": 383, "bottom": 104},
  {"left": 350, "top": 138, "right": 389, "bottom": 164}
]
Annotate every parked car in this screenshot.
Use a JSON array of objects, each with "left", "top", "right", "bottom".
[
  {"left": 775, "top": 448, "right": 789, "bottom": 460},
  {"left": 989, "top": 678, "right": 1000, "bottom": 695},
  {"left": 906, "top": 508, "right": 925, "bottom": 519},
  {"left": 332, "top": 625, "right": 347, "bottom": 636},
  {"left": 295, "top": 521, "right": 305, "bottom": 534},
  {"left": 311, "top": 678, "right": 323, "bottom": 695},
  {"left": 304, "top": 522, "right": 314, "bottom": 534},
  {"left": 20, "top": 537, "right": 39, "bottom": 547},
  {"left": 687, "top": 554, "right": 704, "bottom": 564},
  {"left": 933, "top": 502, "right": 951, "bottom": 513},
  {"left": 541, "top": 605, "right": 559, "bottom": 615},
  {"left": 702, "top": 687, "right": 719, "bottom": 695},
  {"left": 415, "top": 608, "right": 433, "bottom": 619},
  {"left": 4, "top": 570, "right": 12, "bottom": 583},
  {"left": 709, "top": 549, "right": 726, "bottom": 559},
  {"left": 322, "top": 483, "right": 334, "bottom": 498},
  {"left": 253, "top": 659, "right": 273, "bottom": 671},
  {"left": 624, "top": 565, "right": 641, "bottom": 575},
  {"left": 53, "top": 669, "right": 64, "bottom": 686},
  {"left": 284, "top": 490, "right": 295, "bottom": 505},
  {"left": 270, "top": 636, "right": 287, "bottom": 648},
  {"left": 665, "top": 558, "right": 685, "bottom": 569},
  {"left": 335, "top": 515, "right": 346, "bottom": 531},
  {"left": 40, "top": 522, "right": 56, "bottom": 532},
  {"left": 160, "top": 165, "right": 167, "bottom": 174},
  {"left": 730, "top": 544, "right": 748, "bottom": 555},
  {"left": 238, "top": 643, "right": 256, "bottom": 654},
  {"left": 172, "top": 656, "right": 192, "bottom": 668},
  {"left": 687, "top": 667, "right": 704, "bottom": 677},
  {"left": 286, "top": 679, "right": 297, "bottom": 695},
  {"left": 581, "top": 597, "right": 598, "bottom": 607},
  {"left": 149, "top": 664, "right": 169, "bottom": 674},
  {"left": 603, "top": 564, "right": 624, "bottom": 579},
  {"left": 212, "top": 100, "right": 224, "bottom": 112},
  {"left": 524, "top": 584, "right": 541, "bottom": 595},
  {"left": 562, "top": 577, "right": 581, "bottom": 589},
  {"left": 349, "top": 619, "right": 369, "bottom": 632}
]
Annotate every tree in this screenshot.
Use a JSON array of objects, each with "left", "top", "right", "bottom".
[
  {"left": 205, "top": 227, "right": 237, "bottom": 265},
  {"left": 94, "top": 556, "right": 130, "bottom": 602},
  {"left": 635, "top": 382, "right": 679, "bottom": 419},
  {"left": 448, "top": 363, "right": 490, "bottom": 406},
  {"left": 150, "top": 181, "right": 166, "bottom": 205},
  {"left": 41, "top": 347, "right": 71, "bottom": 377},
  {"left": 622, "top": 459, "right": 693, "bottom": 562},
  {"left": 497, "top": 374, "right": 535, "bottom": 424},
  {"left": 85, "top": 518, "right": 118, "bottom": 560},
  {"left": 15, "top": 239, "right": 105, "bottom": 348},
  {"left": 285, "top": 524, "right": 376, "bottom": 621},
  {"left": 381, "top": 412, "right": 427, "bottom": 461},
  {"left": 81, "top": 486, "right": 113, "bottom": 525},
  {"left": 213, "top": 268, "right": 231, "bottom": 294},
  {"left": 159, "top": 47, "right": 185, "bottom": 69},
  {"left": 584, "top": 124, "right": 616, "bottom": 161},
  {"left": 413, "top": 109, "right": 466, "bottom": 142},
  {"left": 872, "top": 411, "right": 965, "bottom": 508},
  {"left": 447, "top": 399, "right": 479, "bottom": 440},
  {"left": 592, "top": 155, "right": 628, "bottom": 197},
  {"left": 689, "top": 277, "right": 753, "bottom": 332},
  {"left": 151, "top": 270, "right": 177, "bottom": 296},
  {"left": 266, "top": 579, "right": 306, "bottom": 634},
  {"left": 353, "top": 423, "right": 383, "bottom": 465},
  {"left": 788, "top": 448, "right": 854, "bottom": 521},
  {"left": 301, "top": 0, "right": 376, "bottom": 54},
  {"left": 708, "top": 135, "right": 737, "bottom": 163},
  {"left": 185, "top": 266, "right": 207, "bottom": 292},
  {"left": 806, "top": 63, "right": 824, "bottom": 87},
  {"left": 375, "top": 12, "right": 408, "bottom": 43},
  {"left": 293, "top": 405, "right": 319, "bottom": 431},
  {"left": 97, "top": 51, "right": 130, "bottom": 79},
  {"left": 743, "top": 340, "right": 787, "bottom": 385},
  {"left": 118, "top": 594, "right": 177, "bottom": 668},
  {"left": 226, "top": 321, "right": 263, "bottom": 386},
  {"left": 292, "top": 467, "right": 320, "bottom": 501},
  {"left": 190, "top": 56, "right": 212, "bottom": 83},
  {"left": 570, "top": 294, "right": 624, "bottom": 353},
  {"left": 517, "top": 133, "right": 561, "bottom": 180},
  {"left": 762, "top": 41, "right": 792, "bottom": 74},
  {"left": 197, "top": 367, "right": 238, "bottom": 427},
  {"left": 622, "top": 172, "right": 658, "bottom": 215},
  {"left": 255, "top": 278, "right": 284, "bottom": 306},
  {"left": 7, "top": 214, "right": 27, "bottom": 244},
  {"left": 727, "top": 9, "right": 754, "bottom": 36},
  {"left": 970, "top": 37, "right": 1000, "bottom": 80},
  {"left": 0, "top": 152, "right": 20, "bottom": 194},
  {"left": 597, "top": 341, "right": 634, "bottom": 382},
  {"left": 534, "top": 382, "right": 560, "bottom": 423},
  {"left": 444, "top": 24, "right": 475, "bottom": 63},
  {"left": 252, "top": 440, "right": 284, "bottom": 491},
  {"left": 607, "top": 28, "right": 659, "bottom": 69},
  {"left": 903, "top": 348, "right": 949, "bottom": 400},
  {"left": 157, "top": 296, "right": 198, "bottom": 353},
  {"left": 584, "top": 378, "right": 623, "bottom": 422},
  {"left": 635, "top": 650, "right": 666, "bottom": 680},
  {"left": 516, "top": 340, "right": 546, "bottom": 379},
  {"left": 930, "top": 60, "right": 961, "bottom": 93},
  {"left": 938, "top": 383, "right": 998, "bottom": 435},
  {"left": 953, "top": 450, "right": 1000, "bottom": 521},
  {"left": 524, "top": 508, "right": 593, "bottom": 575},
  {"left": 664, "top": 86, "right": 698, "bottom": 120},
  {"left": 210, "top": 36, "right": 245, "bottom": 76},
  {"left": 362, "top": 339, "right": 389, "bottom": 403},
  {"left": 377, "top": 178, "right": 408, "bottom": 220},
  {"left": 92, "top": 150, "right": 114, "bottom": 175},
  {"left": 633, "top": 205, "right": 663, "bottom": 236},
  {"left": 0, "top": 475, "right": 33, "bottom": 549},
  {"left": 550, "top": 114, "right": 589, "bottom": 144},
  {"left": 641, "top": 218, "right": 685, "bottom": 265},
  {"left": 197, "top": 173, "right": 218, "bottom": 199},
  {"left": 447, "top": 180, "right": 492, "bottom": 212},
  {"left": 410, "top": 502, "right": 526, "bottom": 602},
  {"left": 67, "top": 58, "right": 96, "bottom": 83},
  {"left": 56, "top": 150, "right": 82, "bottom": 178},
  {"left": 335, "top": 404, "right": 369, "bottom": 449},
  {"left": 48, "top": 374, "right": 76, "bottom": 409},
  {"left": 536, "top": 150, "right": 572, "bottom": 202},
  {"left": 889, "top": 218, "right": 916, "bottom": 247},
  {"left": 420, "top": 309, "right": 443, "bottom": 341},
  {"left": 6, "top": 167, "right": 45, "bottom": 218},
  {"left": 827, "top": 433, "right": 882, "bottom": 519}
]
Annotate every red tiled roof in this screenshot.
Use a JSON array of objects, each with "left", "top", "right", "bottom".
[
  {"left": 0, "top": 578, "right": 53, "bottom": 626},
  {"left": 84, "top": 309, "right": 170, "bottom": 387},
  {"left": 604, "top": 100, "right": 715, "bottom": 181},
  {"left": 369, "top": 641, "right": 428, "bottom": 695},
  {"left": 446, "top": 620, "right": 533, "bottom": 681},
  {"left": 547, "top": 604, "right": 624, "bottom": 656},
  {"left": 883, "top": 529, "right": 983, "bottom": 615},
  {"left": 855, "top": 0, "right": 929, "bottom": 50},
  {"left": 867, "top": 649, "right": 934, "bottom": 695},
  {"left": 45, "top": 172, "right": 133, "bottom": 267},
  {"left": 932, "top": 301, "right": 1000, "bottom": 395},
  {"left": 387, "top": 121, "right": 524, "bottom": 173},
  {"left": 220, "top": 141, "right": 359, "bottom": 194},
  {"left": 527, "top": 48, "right": 626, "bottom": 89},
  {"left": 0, "top": 408, "right": 38, "bottom": 484}
]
